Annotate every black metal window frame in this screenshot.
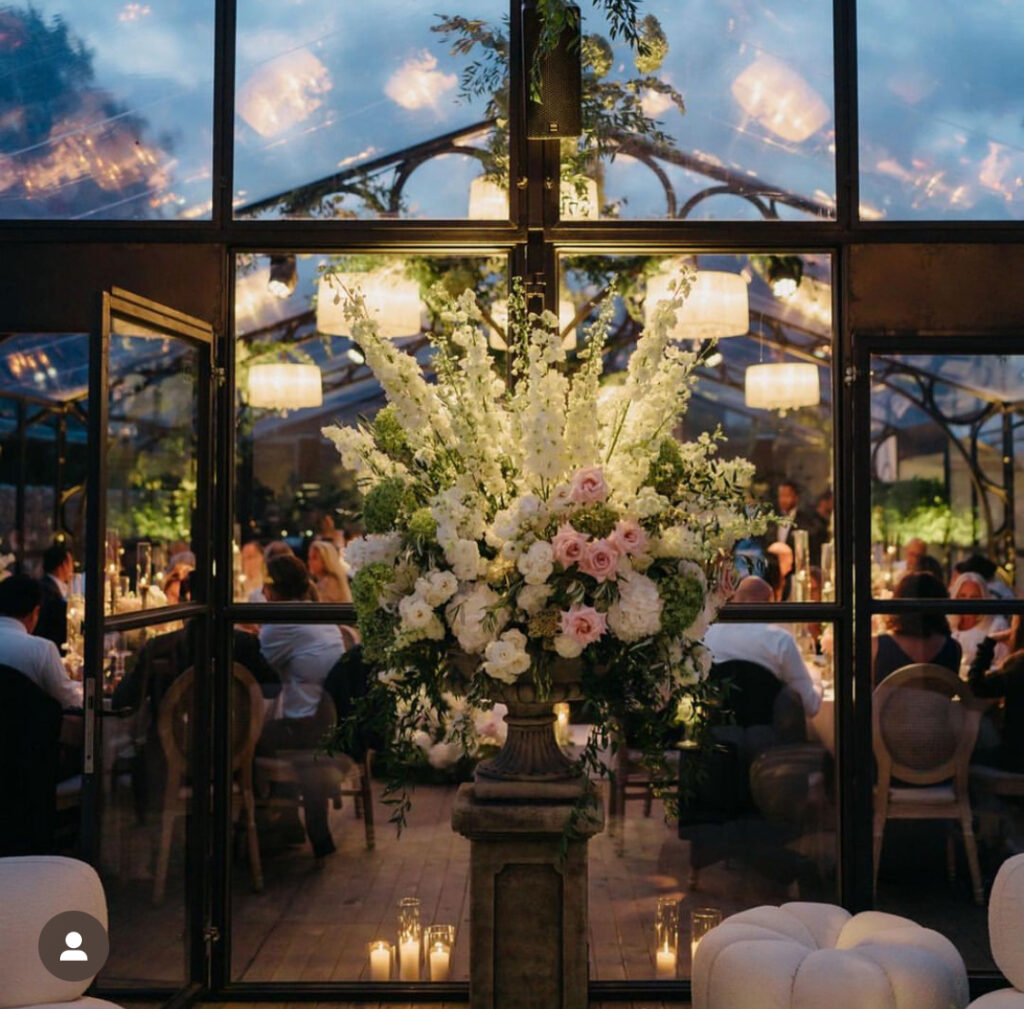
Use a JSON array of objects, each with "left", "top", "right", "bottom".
[{"left": 0, "top": 0, "right": 1007, "bottom": 1004}]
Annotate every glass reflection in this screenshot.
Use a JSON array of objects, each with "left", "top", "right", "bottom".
[
  {"left": 556, "top": 0, "right": 835, "bottom": 221},
  {"left": 858, "top": 0, "right": 1024, "bottom": 220},
  {"left": 233, "top": 0, "right": 507, "bottom": 220},
  {"left": 0, "top": 2, "right": 214, "bottom": 220},
  {"left": 106, "top": 319, "right": 199, "bottom": 606}
]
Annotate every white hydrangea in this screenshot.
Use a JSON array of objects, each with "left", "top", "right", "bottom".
[
  {"left": 344, "top": 532, "right": 401, "bottom": 575},
  {"left": 651, "top": 525, "right": 702, "bottom": 560},
  {"left": 482, "top": 629, "right": 532, "bottom": 684},
  {"left": 517, "top": 583, "right": 552, "bottom": 615},
  {"left": 517, "top": 540, "right": 554, "bottom": 586},
  {"left": 445, "top": 538, "right": 482, "bottom": 581},
  {"left": 607, "top": 570, "right": 663, "bottom": 642}
]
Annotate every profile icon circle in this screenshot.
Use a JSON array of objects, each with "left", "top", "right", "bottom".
[{"left": 38, "top": 911, "right": 108, "bottom": 982}]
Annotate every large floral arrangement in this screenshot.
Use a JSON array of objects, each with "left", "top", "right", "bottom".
[{"left": 322, "top": 268, "right": 763, "bottom": 819}]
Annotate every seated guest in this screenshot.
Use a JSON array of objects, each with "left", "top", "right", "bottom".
[
  {"left": 914, "top": 554, "right": 946, "bottom": 586},
  {"left": 0, "top": 574, "right": 82, "bottom": 709},
  {"left": 955, "top": 553, "right": 1016, "bottom": 601},
  {"left": 950, "top": 571, "right": 1008, "bottom": 669},
  {"left": 308, "top": 539, "right": 351, "bottom": 604},
  {"left": 903, "top": 537, "right": 928, "bottom": 575},
  {"left": 258, "top": 555, "right": 345, "bottom": 857},
  {"left": 872, "top": 572, "right": 961, "bottom": 683},
  {"left": 766, "top": 541, "right": 793, "bottom": 601},
  {"left": 968, "top": 618, "right": 1024, "bottom": 772},
  {"left": 703, "top": 576, "right": 821, "bottom": 716},
  {"left": 239, "top": 540, "right": 265, "bottom": 601},
  {"left": 35, "top": 542, "right": 73, "bottom": 649}
]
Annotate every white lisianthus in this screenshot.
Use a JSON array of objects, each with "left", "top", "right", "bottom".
[
  {"left": 553, "top": 634, "right": 584, "bottom": 659},
  {"left": 517, "top": 540, "right": 555, "bottom": 586},
  {"left": 415, "top": 570, "right": 459, "bottom": 607},
  {"left": 607, "top": 570, "right": 663, "bottom": 642},
  {"left": 482, "top": 628, "right": 532, "bottom": 684},
  {"left": 445, "top": 538, "right": 482, "bottom": 581},
  {"left": 446, "top": 584, "right": 509, "bottom": 654},
  {"left": 517, "top": 583, "right": 552, "bottom": 615},
  {"left": 345, "top": 532, "right": 402, "bottom": 575}
]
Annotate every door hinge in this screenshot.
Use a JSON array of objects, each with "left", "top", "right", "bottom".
[
  {"left": 844, "top": 365, "right": 858, "bottom": 386},
  {"left": 203, "top": 925, "right": 221, "bottom": 944},
  {"left": 212, "top": 366, "right": 227, "bottom": 387}
]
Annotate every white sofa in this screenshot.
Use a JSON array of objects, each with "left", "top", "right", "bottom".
[
  {"left": 969, "top": 854, "right": 1024, "bottom": 1008},
  {"left": 0, "top": 856, "right": 121, "bottom": 1009},
  {"left": 692, "top": 901, "right": 969, "bottom": 1009}
]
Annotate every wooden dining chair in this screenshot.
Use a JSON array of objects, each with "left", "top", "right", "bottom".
[
  {"left": 872, "top": 662, "right": 985, "bottom": 905},
  {"left": 153, "top": 663, "right": 264, "bottom": 905}
]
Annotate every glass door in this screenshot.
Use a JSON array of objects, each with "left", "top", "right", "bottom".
[
  {"left": 82, "top": 288, "right": 214, "bottom": 994},
  {"left": 854, "top": 335, "right": 1024, "bottom": 970}
]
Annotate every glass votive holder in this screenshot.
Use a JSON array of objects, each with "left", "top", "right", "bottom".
[
  {"left": 397, "top": 897, "right": 421, "bottom": 981},
  {"left": 367, "top": 940, "right": 392, "bottom": 981},
  {"left": 655, "top": 896, "right": 679, "bottom": 978},
  {"left": 691, "top": 906, "right": 723, "bottom": 961},
  {"left": 425, "top": 924, "right": 455, "bottom": 981}
]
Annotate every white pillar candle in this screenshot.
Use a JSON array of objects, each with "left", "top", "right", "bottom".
[
  {"left": 368, "top": 941, "right": 391, "bottom": 981},
  {"left": 691, "top": 938, "right": 700, "bottom": 961},
  {"left": 656, "top": 945, "right": 676, "bottom": 978},
  {"left": 399, "top": 938, "right": 420, "bottom": 980},
  {"left": 429, "top": 942, "right": 450, "bottom": 981}
]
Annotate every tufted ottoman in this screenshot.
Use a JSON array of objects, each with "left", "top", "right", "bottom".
[{"left": 692, "top": 902, "right": 968, "bottom": 1009}]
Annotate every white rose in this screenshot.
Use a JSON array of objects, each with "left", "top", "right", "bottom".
[
  {"left": 483, "top": 629, "right": 532, "bottom": 684},
  {"left": 399, "top": 593, "right": 435, "bottom": 631},
  {"left": 606, "top": 570, "right": 663, "bottom": 642},
  {"left": 553, "top": 635, "right": 584, "bottom": 659},
  {"left": 517, "top": 583, "right": 552, "bottom": 615},
  {"left": 416, "top": 570, "right": 459, "bottom": 607},
  {"left": 446, "top": 584, "right": 509, "bottom": 654},
  {"left": 517, "top": 540, "right": 554, "bottom": 586},
  {"left": 345, "top": 532, "right": 401, "bottom": 575},
  {"left": 445, "top": 538, "right": 482, "bottom": 581}
]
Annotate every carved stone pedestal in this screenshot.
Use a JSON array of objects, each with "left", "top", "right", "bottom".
[{"left": 452, "top": 784, "right": 604, "bottom": 1009}]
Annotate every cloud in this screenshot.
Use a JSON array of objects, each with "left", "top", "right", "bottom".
[{"left": 384, "top": 51, "right": 456, "bottom": 112}]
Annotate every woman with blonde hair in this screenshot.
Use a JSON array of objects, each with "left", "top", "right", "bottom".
[
  {"left": 307, "top": 539, "right": 351, "bottom": 604},
  {"left": 950, "top": 570, "right": 1008, "bottom": 669}
]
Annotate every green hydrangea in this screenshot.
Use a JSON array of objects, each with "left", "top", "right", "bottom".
[
  {"left": 363, "top": 477, "right": 413, "bottom": 534},
  {"left": 372, "top": 406, "right": 409, "bottom": 461},
  {"left": 351, "top": 562, "right": 394, "bottom": 620},
  {"left": 406, "top": 507, "right": 438, "bottom": 545},
  {"left": 646, "top": 437, "right": 686, "bottom": 497},
  {"left": 360, "top": 608, "right": 397, "bottom": 664},
  {"left": 570, "top": 502, "right": 618, "bottom": 538},
  {"left": 660, "top": 572, "right": 705, "bottom": 637}
]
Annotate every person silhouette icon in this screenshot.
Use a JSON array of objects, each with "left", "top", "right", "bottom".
[{"left": 59, "top": 931, "right": 88, "bottom": 962}]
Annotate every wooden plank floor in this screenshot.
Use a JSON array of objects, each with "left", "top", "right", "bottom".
[{"left": 98, "top": 780, "right": 996, "bottom": 989}]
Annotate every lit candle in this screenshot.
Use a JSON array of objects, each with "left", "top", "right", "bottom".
[
  {"left": 368, "top": 940, "right": 391, "bottom": 981},
  {"left": 656, "top": 944, "right": 676, "bottom": 978},
  {"left": 691, "top": 938, "right": 700, "bottom": 962},
  {"left": 429, "top": 941, "right": 450, "bottom": 981},
  {"left": 399, "top": 938, "right": 420, "bottom": 981}
]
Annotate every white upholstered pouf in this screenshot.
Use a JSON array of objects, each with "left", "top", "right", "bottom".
[
  {"left": 692, "top": 902, "right": 968, "bottom": 1009},
  {"left": 969, "top": 854, "right": 1024, "bottom": 1008}
]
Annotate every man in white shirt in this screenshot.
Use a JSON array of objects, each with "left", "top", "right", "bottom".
[
  {"left": 703, "top": 576, "right": 821, "bottom": 716},
  {"left": 0, "top": 574, "right": 82, "bottom": 709}
]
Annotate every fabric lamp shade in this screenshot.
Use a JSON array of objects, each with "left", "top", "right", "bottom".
[
  {"left": 248, "top": 362, "right": 323, "bottom": 410},
  {"left": 317, "top": 270, "right": 422, "bottom": 338},
  {"left": 744, "top": 362, "right": 820, "bottom": 411},
  {"left": 468, "top": 176, "right": 509, "bottom": 219},
  {"left": 645, "top": 267, "right": 749, "bottom": 339},
  {"left": 731, "top": 54, "right": 830, "bottom": 144}
]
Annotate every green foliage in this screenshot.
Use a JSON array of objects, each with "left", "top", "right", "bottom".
[
  {"left": 646, "top": 437, "right": 686, "bottom": 496},
  {"left": 351, "top": 562, "right": 394, "bottom": 618},
  {"left": 634, "top": 13, "right": 668, "bottom": 73},
  {"left": 872, "top": 477, "right": 976, "bottom": 547}
]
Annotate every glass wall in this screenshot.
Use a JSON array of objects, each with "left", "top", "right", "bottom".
[
  {"left": 564, "top": 0, "right": 835, "bottom": 221},
  {"left": 858, "top": 0, "right": 1024, "bottom": 221},
  {"left": 234, "top": 0, "right": 508, "bottom": 220},
  {"left": 0, "top": 0, "right": 215, "bottom": 220}
]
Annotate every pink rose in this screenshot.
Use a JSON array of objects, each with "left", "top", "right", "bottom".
[
  {"left": 551, "top": 523, "right": 590, "bottom": 569},
  {"left": 609, "top": 518, "right": 648, "bottom": 556},
  {"left": 579, "top": 538, "right": 619, "bottom": 582},
  {"left": 560, "top": 604, "right": 607, "bottom": 646},
  {"left": 571, "top": 466, "right": 609, "bottom": 504}
]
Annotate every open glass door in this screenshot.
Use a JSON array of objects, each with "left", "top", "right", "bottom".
[
  {"left": 855, "top": 335, "right": 1024, "bottom": 971},
  {"left": 82, "top": 288, "right": 214, "bottom": 995}
]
